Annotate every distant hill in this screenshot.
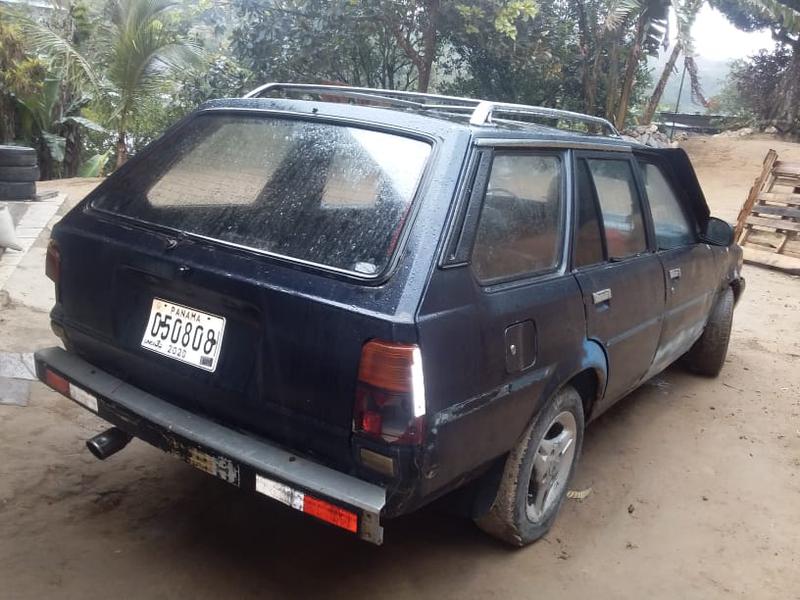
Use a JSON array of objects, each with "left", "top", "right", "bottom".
[{"left": 646, "top": 54, "right": 733, "bottom": 114}]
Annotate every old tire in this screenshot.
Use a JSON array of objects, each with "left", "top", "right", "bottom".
[
  {"left": 0, "top": 145, "right": 36, "bottom": 167},
  {"left": 682, "top": 287, "right": 734, "bottom": 377},
  {"left": 0, "top": 165, "right": 39, "bottom": 182},
  {"left": 475, "top": 386, "right": 584, "bottom": 546},
  {"left": 0, "top": 181, "right": 36, "bottom": 200}
]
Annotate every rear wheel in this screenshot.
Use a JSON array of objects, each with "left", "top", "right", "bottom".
[
  {"left": 682, "top": 287, "right": 734, "bottom": 377},
  {"left": 475, "top": 386, "right": 584, "bottom": 546}
]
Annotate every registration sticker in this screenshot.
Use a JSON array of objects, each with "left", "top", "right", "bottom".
[{"left": 170, "top": 442, "right": 240, "bottom": 486}]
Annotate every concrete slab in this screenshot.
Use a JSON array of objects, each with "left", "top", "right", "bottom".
[
  {"left": 0, "top": 351, "right": 36, "bottom": 380},
  {"left": 0, "top": 377, "right": 30, "bottom": 406},
  {"left": 0, "top": 193, "right": 66, "bottom": 294},
  {"left": 4, "top": 201, "right": 29, "bottom": 226},
  {"left": 5, "top": 246, "right": 55, "bottom": 311}
]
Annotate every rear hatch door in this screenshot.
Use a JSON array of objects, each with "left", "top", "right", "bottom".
[{"left": 55, "top": 111, "right": 433, "bottom": 468}]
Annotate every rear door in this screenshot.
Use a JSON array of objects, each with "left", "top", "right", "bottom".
[
  {"left": 416, "top": 148, "right": 587, "bottom": 489},
  {"left": 572, "top": 153, "right": 665, "bottom": 409},
  {"left": 636, "top": 157, "right": 716, "bottom": 375}
]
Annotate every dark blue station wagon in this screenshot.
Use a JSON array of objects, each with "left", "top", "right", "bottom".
[{"left": 36, "top": 84, "right": 744, "bottom": 546}]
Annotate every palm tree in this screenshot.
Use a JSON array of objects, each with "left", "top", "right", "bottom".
[
  {"left": 20, "top": 0, "right": 202, "bottom": 169},
  {"left": 102, "top": 0, "right": 202, "bottom": 167}
]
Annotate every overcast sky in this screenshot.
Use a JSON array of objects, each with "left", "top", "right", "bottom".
[{"left": 672, "top": 5, "right": 776, "bottom": 61}]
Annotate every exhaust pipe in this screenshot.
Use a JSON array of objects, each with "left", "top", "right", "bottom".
[{"left": 86, "top": 427, "right": 133, "bottom": 460}]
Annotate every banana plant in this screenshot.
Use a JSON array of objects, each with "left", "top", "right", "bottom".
[
  {"left": 14, "top": 76, "right": 104, "bottom": 178},
  {"left": 604, "top": 0, "right": 674, "bottom": 128},
  {"left": 641, "top": 0, "right": 707, "bottom": 125},
  {"left": 16, "top": 0, "right": 204, "bottom": 170}
]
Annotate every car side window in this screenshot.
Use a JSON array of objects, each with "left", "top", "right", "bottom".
[
  {"left": 639, "top": 161, "right": 696, "bottom": 249},
  {"left": 574, "top": 159, "right": 605, "bottom": 268},
  {"left": 472, "top": 153, "right": 563, "bottom": 281},
  {"left": 586, "top": 159, "right": 647, "bottom": 259}
]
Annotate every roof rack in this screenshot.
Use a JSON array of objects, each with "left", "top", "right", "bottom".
[{"left": 243, "top": 82, "right": 619, "bottom": 137}]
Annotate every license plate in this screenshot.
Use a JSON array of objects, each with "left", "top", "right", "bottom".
[{"left": 141, "top": 298, "right": 226, "bottom": 372}]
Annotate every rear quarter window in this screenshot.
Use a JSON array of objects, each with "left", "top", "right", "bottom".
[
  {"left": 471, "top": 153, "right": 564, "bottom": 282},
  {"left": 92, "top": 114, "right": 432, "bottom": 277}
]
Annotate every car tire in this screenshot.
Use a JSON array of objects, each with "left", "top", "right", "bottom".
[
  {"left": 682, "top": 286, "right": 734, "bottom": 377},
  {"left": 0, "top": 165, "right": 39, "bottom": 182},
  {"left": 0, "top": 181, "right": 36, "bottom": 200},
  {"left": 0, "top": 145, "right": 37, "bottom": 167},
  {"left": 475, "top": 385, "right": 584, "bottom": 546}
]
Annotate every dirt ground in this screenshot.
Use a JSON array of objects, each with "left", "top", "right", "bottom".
[{"left": 1, "top": 138, "right": 799, "bottom": 600}]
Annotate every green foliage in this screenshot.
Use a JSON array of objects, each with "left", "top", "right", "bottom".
[
  {"left": 230, "top": 0, "right": 539, "bottom": 91},
  {"left": 3, "top": 0, "right": 699, "bottom": 175},
  {"left": 716, "top": 46, "right": 796, "bottom": 121},
  {"left": 14, "top": 76, "right": 103, "bottom": 177},
  {"left": 0, "top": 18, "right": 46, "bottom": 142},
  {"left": 231, "top": 0, "right": 420, "bottom": 89},
  {"left": 492, "top": 0, "right": 539, "bottom": 39},
  {"left": 78, "top": 149, "right": 112, "bottom": 176},
  {"left": 711, "top": 0, "right": 800, "bottom": 132}
]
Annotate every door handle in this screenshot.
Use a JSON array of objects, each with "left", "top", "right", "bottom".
[
  {"left": 669, "top": 267, "right": 682, "bottom": 280},
  {"left": 592, "top": 288, "right": 612, "bottom": 305}
]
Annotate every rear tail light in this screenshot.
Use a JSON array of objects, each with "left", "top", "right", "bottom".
[
  {"left": 354, "top": 340, "right": 426, "bottom": 444},
  {"left": 45, "top": 239, "right": 61, "bottom": 297}
]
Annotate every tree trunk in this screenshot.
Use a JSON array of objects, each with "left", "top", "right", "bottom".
[
  {"left": 771, "top": 41, "right": 800, "bottom": 133},
  {"left": 0, "top": 97, "right": 15, "bottom": 143},
  {"left": 115, "top": 131, "right": 128, "bottom": 169},
  {"left": 614, "top": 11, "right": 648, "bottom": 129},
  {"left": 605, "top": 41, "right": 620, "bottom": 121},
  {"left": 575, "top": 0, "right": 596, "bottom": 114},
  {"left": 417, "top": 62, "right": 432, "bottom": 93},
  {"left": 642, "top": 41, "right": 682, "bottom": 125},
  {"left": 416, "top": 0, "right": 440, "bottom": 92}
]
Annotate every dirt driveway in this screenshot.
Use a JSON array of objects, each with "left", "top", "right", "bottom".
[{"left": 1, "top": 138, "right": 798, "bottom": 599}]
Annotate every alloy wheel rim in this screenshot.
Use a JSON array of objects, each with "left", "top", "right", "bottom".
[{"left": 526, "top": 410, "right": 578, "bottom": 523}]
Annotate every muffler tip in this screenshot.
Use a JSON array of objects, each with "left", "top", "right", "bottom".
[{"left": 86, "top": 427, "right": 133, "bottom": 460}]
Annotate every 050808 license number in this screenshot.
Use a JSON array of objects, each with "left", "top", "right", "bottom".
[
  {"left": 148, "top": 312, "right": 219, "bottom": 355},
  {"left": 141, "top": 299, "right": 226, "bottom": 372}
]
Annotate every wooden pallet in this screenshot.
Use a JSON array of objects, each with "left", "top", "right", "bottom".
[{"left": 735, "top": 150, "right": 800, "bottom": 274}]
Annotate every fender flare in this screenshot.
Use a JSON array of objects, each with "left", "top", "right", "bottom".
[{"left": 543, "top": 337, "right": 608, "bottom": 421}]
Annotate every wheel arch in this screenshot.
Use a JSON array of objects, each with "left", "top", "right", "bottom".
[{"left": 554, "top": 338, "right": 608, "bottom": 423}]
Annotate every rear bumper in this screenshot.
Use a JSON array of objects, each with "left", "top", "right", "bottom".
[{"left": 34, "top": 346, "right": 386, "bottom": 544}]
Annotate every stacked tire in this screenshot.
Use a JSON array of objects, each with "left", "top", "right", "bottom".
[{"left": 0, "top": 145, "right": 38, "bottom": 201}]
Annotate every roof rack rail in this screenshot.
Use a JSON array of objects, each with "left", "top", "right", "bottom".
[
  {"left": 244, "top": 82, "right": 479, "bottom": 107},
  {"left": 243, "top": 82, "right": 619, "bottom": 137},
  {"left": 470, "top": 101, "right": 619, "bottom": 137}
]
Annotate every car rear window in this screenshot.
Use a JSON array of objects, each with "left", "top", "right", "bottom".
[{"left": 91, "top": 114, "right": 432, "bottom": 276}]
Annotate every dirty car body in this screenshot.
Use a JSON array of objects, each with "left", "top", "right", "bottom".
[{"left": 35, "top": 85, "right": 744, "bottom": 545}]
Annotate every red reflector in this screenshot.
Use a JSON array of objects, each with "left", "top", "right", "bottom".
[
  {"left": 44, "top": 369, "right": 70, "bottom": 396},
  {"left": 303, "top": 495, "right": 358, "bottom": 533},
  {"left": 361, "top": 410, "right": 382, "bottom": 436}
]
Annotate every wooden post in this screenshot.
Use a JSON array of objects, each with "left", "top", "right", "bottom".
[{"left": 735, "top": 149, "right": 779, "bottom": 241}]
